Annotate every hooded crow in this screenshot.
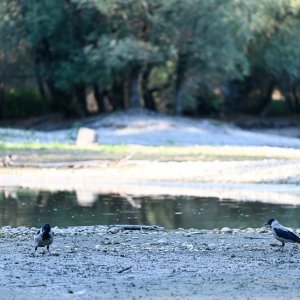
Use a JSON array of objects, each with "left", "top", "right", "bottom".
[
  {"left": 34, "top": 224, "right": 54, "bottom": 255},
  {"left": 265, "top": 218, "right": 300, "bottom": 251}
]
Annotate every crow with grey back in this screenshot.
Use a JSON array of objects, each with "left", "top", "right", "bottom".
[
  {"left": 34, "top": 224, "right": 54, "bottom": 255},
  {"left": 265, "top": 218, "right": 300, "bottom": 251}
]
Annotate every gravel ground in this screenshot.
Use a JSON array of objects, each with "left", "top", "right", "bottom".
[{"left": 1, "top": 226, "right": 300, "bottom": 300}]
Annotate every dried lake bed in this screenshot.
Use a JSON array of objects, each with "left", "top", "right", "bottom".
[{"left": 1, "top": 225, "right": 300, "bottom": 300}]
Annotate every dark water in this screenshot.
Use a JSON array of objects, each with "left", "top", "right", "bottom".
[{"left": 1, "top": 189, "right": 300, "bottom": 229}]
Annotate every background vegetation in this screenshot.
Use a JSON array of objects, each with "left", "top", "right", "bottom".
[{"left": 0, "top": 0, "right": 300, "bottom": 119}]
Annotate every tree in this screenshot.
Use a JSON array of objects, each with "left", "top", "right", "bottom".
[
  {"left": 226, "top": 0, "right": 300, "bottom": 115},
  {"left": 0, "top": 0, "right": 300, "bottom": 118},
  {"left": 154, "top": 0, "right": 250, "bottom": 115}
]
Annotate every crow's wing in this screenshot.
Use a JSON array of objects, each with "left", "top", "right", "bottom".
[{"left": 273, "top": 227, "right": 300, "bottom": 243}]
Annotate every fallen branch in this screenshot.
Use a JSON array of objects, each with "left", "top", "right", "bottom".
[
  {"left": 117, "top": 266, "right": 132, "bottom": 274},
  {"left": 108, "top": 151, "right": 136, "bottom": 167},
  {"left": 0, "top": 154, "right": 18, "bottom": 167},
  {"left": 108, "top": 225, "right": 165, "bottom": 233},
  {"left": 12, "top": 284, "right": 47, "bottom": 288}
]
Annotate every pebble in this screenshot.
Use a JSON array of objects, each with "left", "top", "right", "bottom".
[
  {"left": 0, "top": 225, "right": 296, "bottom": 237},
  {"left": 108, "top": 227, "right": 121, "bottom": 234},
  {"left": 256, "top": 227, "right": 269, "bottom": 234},
  {"left": 221, "top": 227, "right": 233, "bottom": 234},
  {"left": 73, "top": 289, "right": 87, "bottom": 295},
  {"left": 185, "top": 230, "right": 208, "bottom": 237},
  {"left": 181, "top": 243, "right": 194, "bottom": 250},
  {"left": 151, "top": 238, "right": 169, "bottom": 246}
]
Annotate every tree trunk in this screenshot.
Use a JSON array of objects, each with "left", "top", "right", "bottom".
[
  {"left": 94, "top": 84, "right": 105, "bottom": 113},
  {"left": 224, "top": 80, "right": 246, "bottom": 112},
  {"left": 34, "top": 60, "right": 49, "bottom": 105},
  {"left": 46, "top": 80, "right": 72, "bottom": 117},
  {"left": 144, "top": 91, "right": 156, "bottom": 111},
  {"left": 129, "top": 67, "right": 143, "bottom": 108},
  {"left": 109, "top": 81, "right": 125, "bottom": 110},
  {"left": 123, "top": 77, "right": 130, "bottom": 109},
  {"left": 292, "top": 85, "right": 300, "bottom": 112},
  {"left": 72, "top": 85, "right": 88, "bottom": 118},
  {"left": 175, "top": 53, "right": 186, "bottom": 115},
  {"left": 260, "top": 81, "right": 275, "bottom": 117},
  {"left": 0, "top": 82, "right": 5, "bottom": 118},
  {"left": 142, "top": 66, "right": 156, "bottom": 111}
]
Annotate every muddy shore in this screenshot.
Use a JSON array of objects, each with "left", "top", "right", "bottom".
[
  {"left": 2, "top": 157, "right": 300, "bottom": 205},
  {"left": 1, "top": 226, "right": 300, "bottom": 299}
]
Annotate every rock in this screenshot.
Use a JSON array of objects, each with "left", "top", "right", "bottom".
[
  {"left": 185, "top": 230, "right": 208, "bottom": 237},
  {"left": 101, "top": 239, "right": 112, "bottom": 245},
  {"left": 221, "top": 227, "right": 233, "bottom": 234},
  {"left": 76, "top": 127, "right": 98, "bottom": 146},
  {"left": 181, "top": 243, "right": 194, "bottom": 250},
  {"left": 245, "top": 228, "right": 255, "bottom": 234},
  {"left": 108, "top": 227, "right": 121, "bottom": 234},
  {"left": 151, "top": 238, "right": 169, "bottom": 246},
  {"left": 74, "top": 289, "right": 86, "bottom": 295},
  {"left": 256, "top": 227, "right": 269, "bottom": 233}
]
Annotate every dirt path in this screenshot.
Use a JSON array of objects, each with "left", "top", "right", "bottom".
[{"left": 1, "top": 227, "right": 300, "bottom": 300}]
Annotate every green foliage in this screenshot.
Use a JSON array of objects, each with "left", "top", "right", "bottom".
[
  {"left": 0, "top": 0, "right": 300, "bottom": 117},
  {"left": 233, "top": 0, "right": 300, "bottom": 114},
  {"left": 2, "top": 87, "right": 48, "bottom": 118},
  {"left": 266, "top": 100, "right": 292, "bottom": 116}
]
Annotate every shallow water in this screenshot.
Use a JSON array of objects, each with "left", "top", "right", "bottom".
[{"left": 1, "top": 188, "right": 300, "bottom": 229}]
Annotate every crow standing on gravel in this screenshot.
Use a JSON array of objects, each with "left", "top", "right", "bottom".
[
  {"left": 265, "top": 218, "right": 300, "bottom": 251},
  {"left": 34, "top": 224, "right": 54, "bottom": 255}
]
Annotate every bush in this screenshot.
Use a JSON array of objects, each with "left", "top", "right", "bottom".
[
  {"left": 266, "top": 100, "right": 292, "bottom": 117},
  {"left": 2, "top": 87, "right": 48, "bottom": 119}
]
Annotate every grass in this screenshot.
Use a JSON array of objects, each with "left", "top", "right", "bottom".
[{"left": 1, "top": 142, "right": 300, "bottom": 162}]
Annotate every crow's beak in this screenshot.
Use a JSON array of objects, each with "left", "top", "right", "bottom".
[{"left": 264, "top": 222, "right": 269, "bottom": 226}]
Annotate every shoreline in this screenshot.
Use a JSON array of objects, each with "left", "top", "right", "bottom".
[
  {"left": 1, "top": 224, "right": 272, "bottom": 235},
  {"left": 1, "top": 226, "right": 300, "bottom": 299},
  {"left": 2, "top": 158, "right": 300, "bottom": 205}
]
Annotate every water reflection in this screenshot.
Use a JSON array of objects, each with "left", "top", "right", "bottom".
[{"left": 1, "top": 188, "right": 300, "bottom": 229}]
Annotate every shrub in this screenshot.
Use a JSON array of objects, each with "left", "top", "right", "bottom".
[{"left": 2, "top": 87, "right": 48, "bottom": 119}]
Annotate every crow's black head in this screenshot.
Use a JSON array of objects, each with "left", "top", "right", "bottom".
[
  {"left": 265, "top": 218, "right": 275, "bottom": 226},
  {"left": 42, "top": 224, "right": 51, "bottom": 233}
]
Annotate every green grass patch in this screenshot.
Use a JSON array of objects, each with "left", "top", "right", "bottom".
[
  {"left": 1, "top": 142, "right": 300, "bottom": 162},
  {"left": 0, "top": 142, "right": 128, "bottom": 152}
]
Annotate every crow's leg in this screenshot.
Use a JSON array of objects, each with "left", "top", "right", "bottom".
[
  {"left": 34, "top": 246, "right": 38, "bottom": 256},
  {"left": 47, "top": 245, "right": 50, "bottom": 255},
  {"left": 278, "top": 242, "right": 285, "bottom": 251}
]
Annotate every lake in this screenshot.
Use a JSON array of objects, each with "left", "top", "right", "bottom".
[{"left": 1, "top": 188, "right": 300, "bottom": 229}]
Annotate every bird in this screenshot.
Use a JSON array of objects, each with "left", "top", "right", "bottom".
[
  {"left": 34, "top": 224, "right": 54, "bottom": 256},
  {"left": 265, "top": 218, "right": 300, "bottom": 251}
]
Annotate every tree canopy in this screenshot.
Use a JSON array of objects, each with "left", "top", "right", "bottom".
[{"left": 0, "top": 0, "right": 300, "bottom": 118}]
